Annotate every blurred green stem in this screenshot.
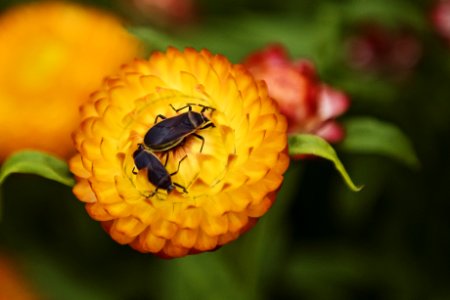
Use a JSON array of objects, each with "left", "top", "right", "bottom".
[
  {"left": 241, "top": 163, "right": 303, "bottom": 299},
  {"left": 0, "top": 187, "right": 2, "bottom": 222}
]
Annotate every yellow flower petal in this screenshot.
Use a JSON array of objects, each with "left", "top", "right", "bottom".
[{"left": 70, "top": 48, "right": 289, "bottom": 258}]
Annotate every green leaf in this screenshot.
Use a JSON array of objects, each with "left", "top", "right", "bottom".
[
  {"left": 339, "top": 117, "right": 420, "bottom": 169},
  {"left": 0, "top": 150, "right": 75, "bottom": 186},
  {"left": 288, "top": 134, "right": 362, "bottom": 192},
  {"left": 345, "top": 0, "right": 427, "bottom": 30},
  {"left": 128, "top": 26, "right": 184, "bottom": 53}
]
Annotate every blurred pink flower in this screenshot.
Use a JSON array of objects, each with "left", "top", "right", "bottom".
[
  {"left": 346, "top": 23, "right": 422, "bottom": 76},
  {"left": 432, "top": 0, "right": 450, "bottom": 41},
  {"left": 243, "top": 44, "right": 349, "bottom": 143},
  {"left": 118, "top": 0, "right": 195, "bottom": 25}
]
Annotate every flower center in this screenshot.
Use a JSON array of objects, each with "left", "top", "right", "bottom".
[{"left": 123, "top": 90, "right": 231, "bottom": 204}]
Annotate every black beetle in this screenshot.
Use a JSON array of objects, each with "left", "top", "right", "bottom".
[
  {"left": 143, "top": 103, "right": 215, "bottom": 153},
  {"left": 133, "top": 144, "right": 187, "bottom": 195}
]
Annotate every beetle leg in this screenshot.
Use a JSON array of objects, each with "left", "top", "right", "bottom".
[
  {"left": 169, "top": 103, "right": 177, "bottom": 112},
  {"left": 192, "top": 133, "right": 205, "bottom": 153},
  {"left": 200, "top": 122, "right": 215, "bottom": 130},
  {"left": 170, "top": 103, "right": 193, "bottom": 113},
  {"left": 173, "top": 182, "right": 188, "bottom": 193},
  {"left": 171, "top": 103, "right": 215, "bottom": 114},
  {"left": 162, "top": 151, "right": 170, "bottom": 167},
  {"left": 200, "top": 105, "right": 214, "bottom": 113},
  {"left": 132, "top": 166, "right": 138, "bottom": 175},
  {"left": 170, "top": 155, "right": 187, "bottom": 176},
  {"left": 154, "top": 114, "right": 167, "bottom": 124},
  {"left": 145, "top": 189, "right": 157, "bottom": 200}
]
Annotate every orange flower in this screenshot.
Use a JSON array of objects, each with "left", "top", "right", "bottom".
[
  {"left": 70, "top": 48, "right": 289, "bottom": 258},
  {"left": 0, "top": 1, "right": 141, "bottom": 161},
  {"left": 243, "top": 44, "right": 349, "bottom": 143}
]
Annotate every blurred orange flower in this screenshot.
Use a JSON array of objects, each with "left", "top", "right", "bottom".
[
  {"left": 243, "top": 44, "right": 349, "bottom": 144},
  {"left": 70, "top": 47, "right": 289, "bottom": 258},
  {"left": 0, "top": 1, "right": 141, "bottom": 161},
  {"left": 0, "top": 254, "right": 38, "bottom": 300}
]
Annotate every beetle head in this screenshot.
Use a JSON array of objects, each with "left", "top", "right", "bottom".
[
  {"left": 167, "top": 184, "right": 175, "bottom": 194},
  {"left": 188, "top": 111, "right": 209, "bottom": 127}
]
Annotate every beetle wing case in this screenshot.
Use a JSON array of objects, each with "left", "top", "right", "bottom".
[
  {"left": 133, "top": 145, "right": 173, "bottom": 191},
  {"left": 144, "top": 113, "right": 193, "bottom": 149}
]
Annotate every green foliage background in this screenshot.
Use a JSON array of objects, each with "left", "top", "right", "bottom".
[{"left": 1, "top": 0, "right": 450, "bottom": 299}]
